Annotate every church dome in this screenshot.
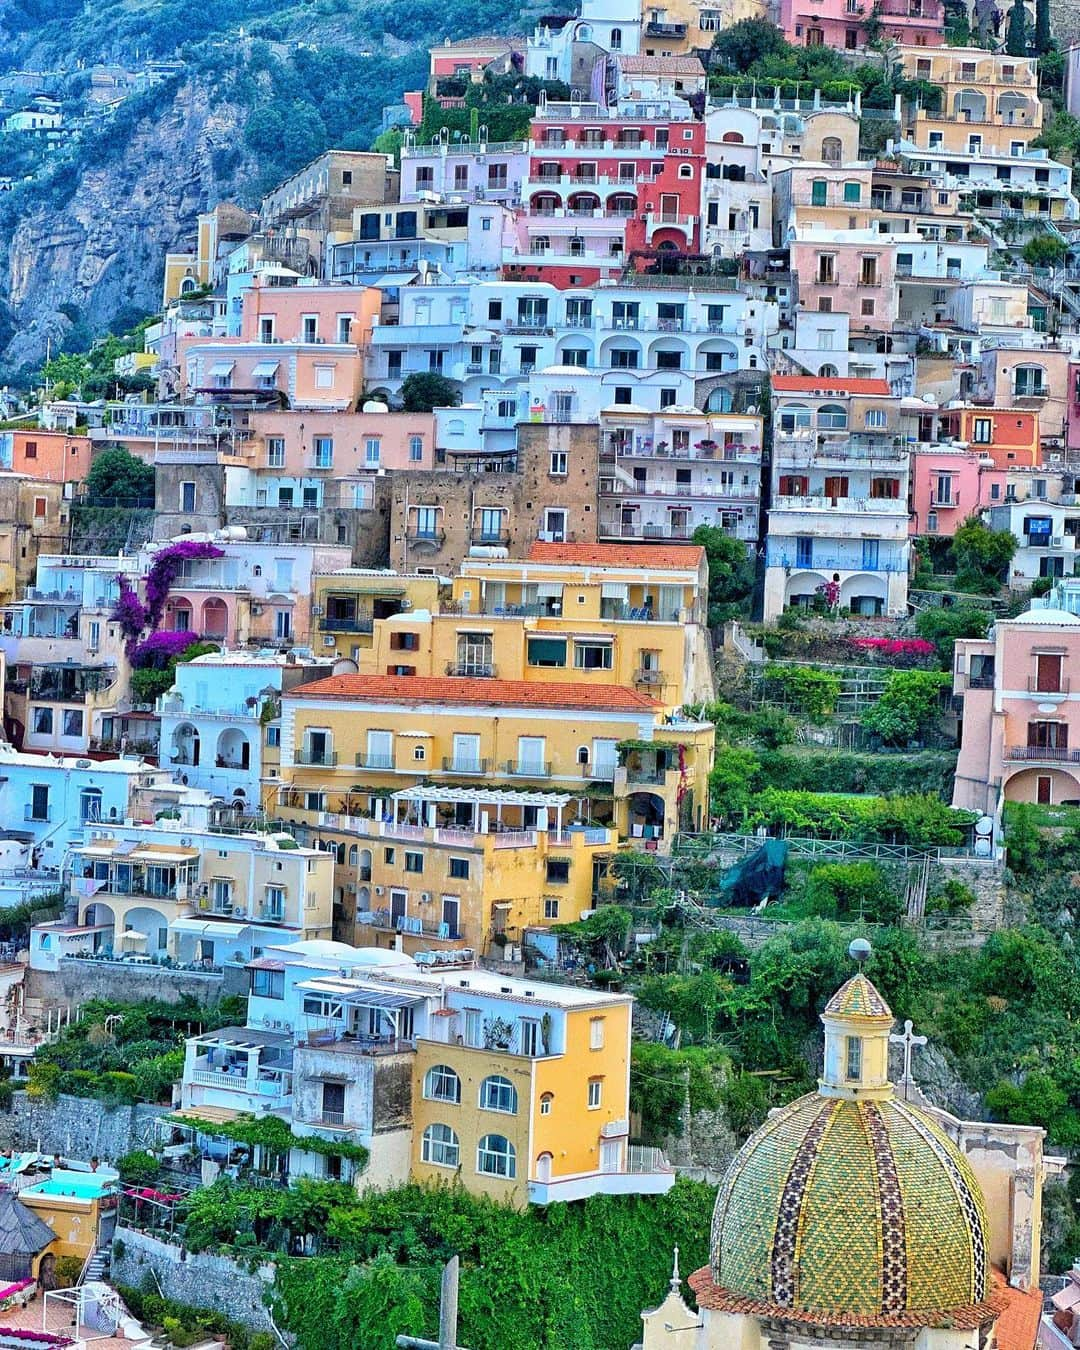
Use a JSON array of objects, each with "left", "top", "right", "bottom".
[{"left": 708, "top": 972, "right": 992, "bottom": 1324}]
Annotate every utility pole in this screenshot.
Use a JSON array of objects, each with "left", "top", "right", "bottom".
[{"left": 396, "top": 1256, "right": 472, "bottom": 1350}]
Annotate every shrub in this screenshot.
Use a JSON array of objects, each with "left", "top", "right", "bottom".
[
  {"left": 761, "top": 664, "right": 841, "bottom": 720},
  {"left": 53, "top": 1255, "right": 85, "bottom": 1288},
  {"left": 862, "top": 670, "right": 950, "bottom": 747},
  {"left": 117, "top": 1150, "right": 162, "bottom": 1187},
  {"left": 757, "top": 750, "right": 956, "bottom": 800},
  {"left": 804, "top": 861, "right": 903, "bottom": 924}
]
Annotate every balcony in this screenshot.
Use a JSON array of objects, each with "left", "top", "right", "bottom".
[
  {"left": 1027, "top": 676, "right": 1070, "bottom": 695},
  {"left": 506, "top": 760, "right": 551, "bottom": 777},
  {"left": 407, "top": 530, "right": 446, "bottom": 547},
  {"left": 441, "top": 757, "right": 489, "bottom": 775},
  {"left": 318, "top": 615, "right": 374, "bottom": 634},
  {"left": 1005, "top": 745, "right": 1080, "bottom": 763},
  {"left": 580, "top": 761, "right": 617, "bottom": 782},
  {"left": 355, "top": 752, "right": 396, "bottom": 770},
  {"left": 470, "top": 531, "right": 510, "bottom": 546},
  {"left": 260, "top": 906, "right": 286, "bottom": 924},
  {"left": 963, "top": 671, "right": 996, "bottom": 690},
  {"left": 770, "top": 494, "right": 908, "bottom": 516},
  {"left": 295, "top": 748, "right": 339, "bottom": 767},
  {"left": 634, "top": 669, "right": 666, "bottom": 687},
  {"left": 446, "top": 661, "right": 497, "bottom": 678},
  {"left": 527, "top": 1145, "right": 674, "bottom": 1203},
  {"left": 644, "top": 19, "right": 687, "bottom": 34}
]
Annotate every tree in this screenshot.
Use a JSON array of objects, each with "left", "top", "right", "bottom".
[
  {"left": 711, "top": 18, "right": 789, "bottom": 70},
  {"left": 1033, "top": 0, "right": 1052, "bottom": 53},
  {"left": 861, "top": 670, "right": 950, "bottom": 748},
  {"left": 371, "top": 127, "right": 403, "bottom": 165},
  {"left": 950, "top": 515, "right": 1017, "bottom": 593},
  {"left": 691, "top": 524, "right": 755, "bottom": 620},
  {"left": 913, "top": 602, "right": 991, "bottom": 664},
  {"left": 709, "top": 745, "right": 761, "bottom": 822},
  {"left": 1022, "top": 234, "right": 1068, "bottom": 268},
  {"left": 398, "top": 371, "right": 460, "bottom": 412},
  {"left": 1032, "top": 111, "right": 1080, "bottom": 158},
  {"left": 84, "top": 447, "right": 155, "bottom": 506},
  {"left": 1005, "top": 0, "right": 1027, "bottom": 55}
]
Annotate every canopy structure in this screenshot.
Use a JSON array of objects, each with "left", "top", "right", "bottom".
[{"left": 710, "top": 840, "right": 789, "bottom": 909}]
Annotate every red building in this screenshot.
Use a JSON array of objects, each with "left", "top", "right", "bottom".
[{"left": 505, "top": 100, "right": 705, "bottom": 289}]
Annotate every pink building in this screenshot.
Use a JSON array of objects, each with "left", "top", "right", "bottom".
[
  {"left": 240, "top": 408, "right": 435, "bottom": 482},
  {"left": 953, "top": 607, "right": 1080, "bottom": 815},
  {"left": 778, "top": 0, "right": 943, "bottom": 50},
  {"left": 789, "top": 235, "right": 898, "bottom": 333},
  {"left": 1068, "top": 360, "right": 1080, "bottom": 456},
  {"left": 909, "top": 446, "right": 1006, "bottom": 537}
]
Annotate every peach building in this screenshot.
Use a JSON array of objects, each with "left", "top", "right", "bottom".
[
  {"left": 789, "top": 233, "right": 898, "bottom": 333},
  {"left": 778, "top": 0, "right": 943, "bottom": 50},
  {"left": 0, "top": 430, "right": 92, "bottom": 486},
  {"left": 232, "top": 408, "right": 435, "bottom": 484},
  {"left": 899, "top": 47, "right": 1043, "bottom": 155},
  {"left": 976, "top": 347, "right": 1072, "bottom": 451},
  {"left": 953, "top": 607, "right": 1080, "bottom": 814}
]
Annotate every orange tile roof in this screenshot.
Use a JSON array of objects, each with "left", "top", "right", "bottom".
[
  {"left": 526, "top": 541, "right": 705, "bottom": 569},
  {"left": 287, "top": 673, "right": 662, "bottom": 712},
  {"left": 772, "top": 375, "right": 892, "bottom": 396},
  {"left": 993, "top": 1275, "right": 1043, "bottom": 1350}
]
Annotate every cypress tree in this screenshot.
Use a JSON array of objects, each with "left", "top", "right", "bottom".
[
  {"left": 1005, "top": 0, "right": 1028, "bottom": 56},
  {"left": 1034, "top": 0, "right": 1052, "bottom": 54}
]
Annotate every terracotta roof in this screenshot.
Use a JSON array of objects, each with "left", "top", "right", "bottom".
[
  {"left": 526, "top": 541, "right": 705, "bottom": 569},
  {"left": 772, "top": 375, "right": 892, "bottom": 395},
  {"left": 687, "top": 1267, "right": 1008, "bottom": 1331},
  {"left": 993, "top": 1276, "right": 1042, "bottom": 1350},
  {"left": 618, "top": 55, "right": 706, "bottom": 75},
  {"left": 287, "top": 673, "right": 662, "bottom": 712},
  {"left": 436, "top": 34, "right": 524, "bottom": 50}
]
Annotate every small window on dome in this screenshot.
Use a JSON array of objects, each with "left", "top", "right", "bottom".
[{"left": 846, "top": 1035, "right": 862, "bottom": 1081}]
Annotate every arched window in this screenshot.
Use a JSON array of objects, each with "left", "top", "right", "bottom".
[
  {"left": 477, "top": 1134, "right": 516, "bottom": 1178},
  {"left": 678, "top": 163, "right": 693, "bottom": 179},
  {"left": 1014, "top": 364, "right": 1046, "bottom": 398},
  {"left": 819, "top": 363, "right": 839, "bottom": 378},
  {"left": 576, "top": 745, "right": 589, "bottom": 764},
  {"left": 817, "top": 403, "right": 848, "bottom": 430},
  {"left": 421, "top": 1123, "right": 460, "bottom": 1168},
  {"left": 479, "top": 1075, "right": 518, "bottom": 1114},
  {"left": 822, "top": 136, "right": 842, "bottom": 165},
  {"left": 180, "top": 276, "right": 197, "bottom": 295},
  {"left": 540, "top": 1092, "right": 554, "bottom": 1116},
  {"left": 79, "top": 788, "right": 102, "bottom": 824},
  {"left": 778, "top": 403, "right": 811, "bottom": 432},
  {"left": 423, "top": 1064, "right": 461, "bottom": 1103},
  {"left": 610, "top": 26, "right": 622, "bottom": 48},
  {"left": 348, "top": 845, "right": 358, "bottom": 866},
  {"left": 721, "top": 131, "right": 744, "bottom": 143}
]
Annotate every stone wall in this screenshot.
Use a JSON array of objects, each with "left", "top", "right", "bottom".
[
  {"left": 111, "top": 1227, "right": 276, "bottom": 1333},
  {"left": 26, "top": 960, "right": 226, "bottom": 1011},
  {"left": 0, "top": 1092, "right": 161, "bottom": 1160}
]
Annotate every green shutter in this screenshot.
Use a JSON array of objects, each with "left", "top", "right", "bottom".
[{"left": 527, "top": 638, "right": 567, "bottom": 667}]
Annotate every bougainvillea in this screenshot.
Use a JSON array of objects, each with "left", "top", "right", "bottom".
[
  {"left": 851, "top": 638, "right": 936, "bottom": 657},
  {"left": 129, "top": 630, "right": 204, "bottom": 671},
  {"left": 111, "top": 541, "right": 225, "bottom": 653}
]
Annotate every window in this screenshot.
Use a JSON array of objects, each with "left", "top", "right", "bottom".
[
  {"left": 811, "top": 179, "right": 827, "bottom": 206},
  {"left": 449, "top": 857, "right": 469, "bottom": 880},
  {"left": 540, "top": 1093, "right": 553, "bottom": 1116},
  {"left": 846, "top": 1036, "right": 862, "bottom": 1080},
  {"left": 275, "top": 609, "right": 292, "bottom": 640},
  {"left": 546, "top": 858, "right": 570, "bottom": 884},
  {"left": 1015, "top": 366, "right": 1046, "bottom": 398},
  {"left": 180, "top": 481, "right": 196, "bottom": 512},
  {"left": 32, "top": 708, "right": 53, "bottom": 735},
  {"left": 266, "top": 437, "right": 286, "bottom": 467},
  {"left": 33, "top": 496, "right": 47, "bottom": 519},
  {"left": 414, "top": 507, "right": 439, "bottom": 539},
  {"left": 527, "top": 637, "right": 567, "bottom": 668},
  {"left": 264, "top": 885, "right": 285, "bottom": 920},
  {"left": 384, "top": 848, "right": 396, "bottom": 865},
  {"left": 861, "top": 298, "right": 876, "bottom": 317},
  {"left": 62, "top": 709, "right": 83, "bottom": 738},
  {"left": 587, "top": 1079, "right": 603, "bottom": 1109},
  {"left": 550, "top": 451, "right": 568, "bottom": 476},
  {"left": 479, "top": 1075, "right": 517, "bottom": 1113},
  {"left": 422, "top": 1123, "right": 460, "bottom": 1168},
  {"left": 404, "top": 851, "right": 424, "bottom": 874},
  {"left": 477, "top": 1134, "right": 516, "bottom": 1178},
  {"left": 423, "top": 1064, "right": 461, "bottom": 1103},
  {"left": 575, "top": 641, "right": 613, "bottom": 670},
  {"left": 795, "top": 536, "right": 813, "bottom": 568},
  {"left": 544, "top": 898, "right": 559, "bottom": 919},
  {"left": 251, "top": 968, "right": 284, "bottom": 998},
  {"left": 29, "top": 784, "right": 49, "bottom": 821},
  {"left": 23, "top": 440, "right": 37, "bottom": 460},
  {"left": 972, "top": 418, "right": 992, "bottom": 444},
  {"left": 314, "top": 437, "right": 334, "bottom": 469},
  {"left": 865, "top": 409, "right": 887, "bottom": 430},
  {"left": 364, "top": 437, "right": 381, "bottom": 467},
  {"left": 843, "top": 181, "right": 861, "bottom": 203},
  {"left": 590, "top": 1017, "right": 605, "bottom": 1050},
  {"left": 409, "top": 436, "right": 423, "bottom": 462}
]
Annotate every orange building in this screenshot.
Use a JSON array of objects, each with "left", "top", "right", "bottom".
[
  {"left": 1, "top": 430, "right": 92, "bottom": 486},
  {"left": 952, "top": 407, "right": 1040, "bottom": 469}
]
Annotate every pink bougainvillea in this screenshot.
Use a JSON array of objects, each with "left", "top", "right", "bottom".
[
  {"left": 850, "top": 638, "right": 936, "bottom": 656},
  {"left": 111, "top": 540, "right": 224, "bottom": 654}
]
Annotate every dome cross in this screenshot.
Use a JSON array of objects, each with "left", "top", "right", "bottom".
[{"left": 889, "top": 1018, "right": 927, "bottom": 1098}]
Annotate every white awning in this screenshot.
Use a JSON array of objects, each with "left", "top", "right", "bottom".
[
  {"left": 209, "top": 361, "right": 235, "bottom": 377},
  {"left": 171, "top": 919, "right": 254, "bottom": 939},
  {"left": 251, "top": 361, "right": 280, "bottom": 378},
  {"left": 601, "top": 583, "right": 629, "bottom": 600},
  {"left": 534, "top": 583, "right": 563, "bottom": 598}
]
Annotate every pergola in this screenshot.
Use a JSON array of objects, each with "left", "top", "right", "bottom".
[
  {"left": 390, "top": 785, "right": 573, "bottom": 835},
  {"left": 297, "top": 976, "right": 423, "bottom": 1045}
]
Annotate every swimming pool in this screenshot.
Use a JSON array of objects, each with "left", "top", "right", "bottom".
[{"left": 24, "top": 1175, "right": 113, "bottom": 1200}]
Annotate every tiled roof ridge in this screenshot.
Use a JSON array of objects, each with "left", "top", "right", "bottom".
[{"left": 287, "top": 672, "right": 663, "bottom": 710}]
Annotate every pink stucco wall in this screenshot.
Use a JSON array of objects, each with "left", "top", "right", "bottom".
[{"left": 909, "top": 448, "right": 1006, "bottom": 536}]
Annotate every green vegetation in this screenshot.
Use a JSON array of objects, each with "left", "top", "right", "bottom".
[
  {"left": 169, "top": 1111, "right": 371, "bottom": 1168},
  {"left": 25, "top": 997, "right": 243, "bottom": 1104},
  {"left": 398, "top": 371, "right": 462, "bottom": 413},
  {"left": 84, "top": 446, "right": 155, "bottom": 507},
  {"left": 1005, "top": 0, "right": 1028, "bottom": 55},
  {"left": 861, "top": 670, "right": 951, "bottom": 748},
  {"left": 913, "top": 603, "right": 992, "bottom": 664},
  {"left": 692, "top": 524, "right": 755, "bottom": 623},
  {"left": 802, "top": 861, "right": 903, "bottom": 924},
  {"left": 40, "top": 317, "right": 156, "bottom": 401},
  {"left": 759, "top": 664, "right": 841, "bottom": 721},
  {"left": 756, "top": 749, "right": 957, "bottom": 799},
  {"left": 950, "top": 516, "right": 1017, "bottom": 594},
  {"left": 1022, "top": 234, "right": 1068, "bottom": 268}
]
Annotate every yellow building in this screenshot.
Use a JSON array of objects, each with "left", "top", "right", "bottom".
[
  {"left": 19, "top": 1170, "right": 118, "bottom": 1262},
  {"left": 638, "top": 0, "right": 769, "bottom": 56},
  {"left": 407, "top": 968, "right": 672, "bottom": 1206},
  {"left": 279, "top": 672, "right": 714, "bottom": 848},
  {"left": 316, "top": 543, "right": 715, "bottom": 708},
  {"left": 70, "top": 817, "right": 334, "bottom": 963},
  {"left": 162, "top": 202, "right": 255, "bottom": 306},
  {"left": 320, "top": 783, "right": 614, "bottom": 958},
  {"left": 899, "top": 46, "right": 1043, "bottom": 155}
]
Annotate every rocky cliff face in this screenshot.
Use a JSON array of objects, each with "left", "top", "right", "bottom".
[{"left": 0, "top": 79, "right": 254, "bottom": 377}]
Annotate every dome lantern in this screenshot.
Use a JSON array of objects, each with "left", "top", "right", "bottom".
[{"left": 819, "top": 971, "right": 895, "bottom": 1101}]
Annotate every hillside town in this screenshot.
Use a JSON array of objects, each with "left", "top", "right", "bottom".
[{"left": 0, "top": 0, "right": 1077, "bottom": 1347}]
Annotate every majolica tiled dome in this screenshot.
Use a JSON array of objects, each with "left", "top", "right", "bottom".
[{"left": 710, "top": 1049, "right": 991, "bottom": 1321}]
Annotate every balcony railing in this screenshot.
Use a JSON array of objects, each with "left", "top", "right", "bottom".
[
  {"left": 470, "top": 531, "right": 509, "bottom": 546},
  {"left": 319, "top": 616, "right": 374, "bottom": 633},
  {"left": 964, "top": 671, "right": 996, "bottom": 690},
  {"left": 407, "top": 530, "right": 446, "bottom": 546},
  {"left": 1027, "top": 676, "right": 1070, "bottom": 694},
  {"left": 295, "top": 748, "right": 338, "bottom": 767},
  {"left": 315, "top": 1108, "right": 345, "bottom": 1126},
  {"left": 441, "top": 757, "right": 489, "bottom": 775},
  {"left": 644, "top": 20, "right": 687, "bottom": 34},
  {"left": 506, "top": 760, "right": 551, "bottom": 777},
  {"left": 581, "top": 761, "right": 616, "bottom": 781},
  {"left": 355, "top": 752, "right": 396, "bottom": 770},
  {"left": 446, "top": 661, "right": 497, "bottom": 678},
  {"left": 634, "top": 668, "right": 666, "bottom": 686},
  {"left": 1005, "top": 745, "right": 1080, "bottom": 762}
]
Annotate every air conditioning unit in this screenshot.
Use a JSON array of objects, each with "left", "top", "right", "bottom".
[
  {"left": 1052, "top": 536, "right": 1065, "bottom": 547},
  {"left": 311, "top": 605, "right": 323, "bottom": 616},
  {"left": 323, "top": 635, "right": 336, "bottom": 647},
  {"left": 374, "top": 886, "right": 384, "bottom": 896},
  {"left": 420, "top": 891, "right": 432, "bottom": 903},
  {"left": 180, "top": 837, "right": 191, "bottom": 847},
  {"left": 251, "top": 604, "right": 264, "bottom": 616}
]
